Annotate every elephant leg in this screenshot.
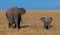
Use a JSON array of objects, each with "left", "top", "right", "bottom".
[
  {"left": 48, "top": 22, "right": 51, "bottom": 29},
  {"left": 17, "top": 15, "right": 21, "bottom": 29},
  {"left": 44, "top": 23, "right": 48, "bottom": 29},
  {"left": 12, "top": 22, "right": 16, "bottom": 28},
  {"left": 46, "top": 25, "right": 48, "bottom": 29},
  {"left": 6, "top": 14, "right": 11, "bottom": 28},
  {"left": 15, "top": 17, "right": 19, "bottom": 29},
  {"left": 7, "top": 15, "right": 14, "bottom": 28},
  {"left": 18, "top": 16, "right": 21, "bottom": 28},
  {"left": 8, "top": 18, "right": 14, "bottom": 28},
  {"left": 44, "top": 22, "right": 51, "bottom": 29},
  {"left": 14, "top": 15, "right": 19, "bottom": 29}
]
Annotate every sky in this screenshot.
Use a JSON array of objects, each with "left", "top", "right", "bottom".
[{"left": 0, "top": 0, "right": 60, "bottom": 10}]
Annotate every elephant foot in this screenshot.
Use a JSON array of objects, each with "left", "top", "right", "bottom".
[
  {"left": 12, "top": 23, "right": 16, "bottom": 28},
  {"left": 46, "top": 26, "right": 48, "bottom": 29},
  {"left": 44, "top": 25, "right": 50, "bottom": 29},
  {"left": 44, "top": 25, "right": 49, "bottom": 29}
]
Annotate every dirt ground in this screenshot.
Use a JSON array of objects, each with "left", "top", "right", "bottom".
[{"left": 0, "top": 10, "right": 60, "bottom": 35}]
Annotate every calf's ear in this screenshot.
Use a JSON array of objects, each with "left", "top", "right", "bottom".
[
  {"left": 41, "top": 17, "right": 45, "bottom": 21},
  {"left": 50, "top": 17, "right": 53, "bottom": 20}
]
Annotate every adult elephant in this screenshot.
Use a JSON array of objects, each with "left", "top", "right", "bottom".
[{"left": 6, "top": 7, "right": 26, "bottom": 29}]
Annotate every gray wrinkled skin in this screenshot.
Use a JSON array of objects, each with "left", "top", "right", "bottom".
[
  {"left": 41, "top": 17, "right": 53, "bottom": 29},
  {"left": 6, "top": 7, "right": 26, "bottom": 29}
]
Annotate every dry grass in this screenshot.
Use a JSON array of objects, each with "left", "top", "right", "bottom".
[{"left": 0, "top": 10, "right": 60, "bottom": 35}]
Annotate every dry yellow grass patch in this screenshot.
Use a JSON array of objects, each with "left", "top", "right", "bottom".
[{"left": 0, "top": 10, "right": 60, "bottom": 35}]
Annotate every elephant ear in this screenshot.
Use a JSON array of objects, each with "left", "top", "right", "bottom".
[
  {"left": 19, "top": 8, "right": 26, "bottom": 15},
  {"left": 49, "top": 17, "right": 53, "bottom": 21},
  {"left": 41, "top": 17, "right": 45, "bottom": 21}
]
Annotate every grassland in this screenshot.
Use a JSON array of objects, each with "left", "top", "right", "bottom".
[{"left": 0, "top": 10, "right": 60, "bottom": 35}]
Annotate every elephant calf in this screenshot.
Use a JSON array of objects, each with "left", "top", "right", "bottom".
[
  {"left": 6, "top": 7, "right": 26, "bottom": 29},
  {"left": 41, "top": 17, "right": 53, "bottom": 29}
]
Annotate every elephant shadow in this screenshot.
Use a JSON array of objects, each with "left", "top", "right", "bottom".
[
  {"left": 19, "top": 25, "right": 29, "bottom": 29},
  {"left": 18, "top": 18, "right": 29, "bottom": 29}
]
